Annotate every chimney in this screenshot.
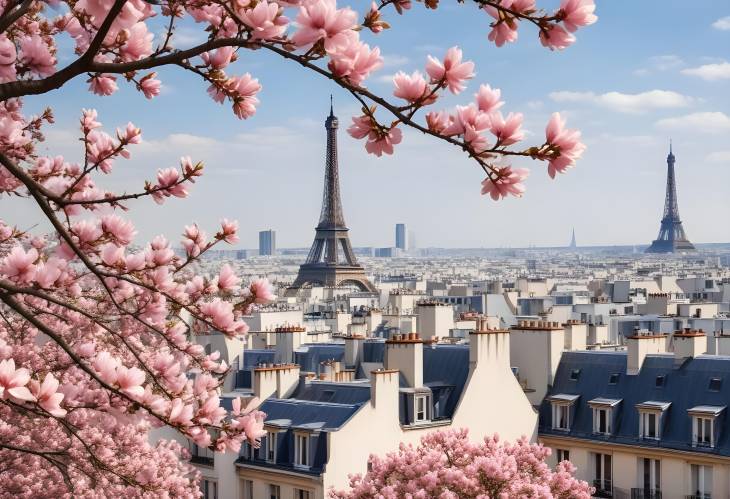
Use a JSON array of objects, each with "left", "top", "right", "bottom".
[
  {"left": 673, "top": 328, "right": 707, "bottom": 360},
  {"left": 344, "top": 335, "right": 365, "bottom": 367},
  {"left": 717, "top": 333, "right": 730, "bottom": 356},
  {"left": 588, "top": 324, "right": 609, "bottom": 345},
  {"left": 274, "top": 326, "right": 307, "bottom": 364},
  {"left": 275, "top": 364, "right": 300, "bottom": 398},
  {"left": 253, "top": 364, "right": 301, "bottom": 399},
  {"left": 509, "top": 320, "right": 565, "bottom": 405},
  {"left": 366, "top": 309, "right": 383, "bottom": 334},
  {"left": 564, "top": 320, "right": 587, "bottom": 351},
  {"left": 370, "top": 369, "right": 399, "bottom": 412},
  {"left": 385, "top": 333, "right": 423, "bottom": 387},
  {"left": 469, "top": 320, "right": 510, "bottom": 371},
  {"left": 415, "top": 302, "right": 454, "bottom": 341},
  {"left": 627, "top": 332, "right": 667, "bottom": 375}
]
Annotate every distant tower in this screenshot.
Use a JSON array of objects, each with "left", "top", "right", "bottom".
[
  {"left": 395, "top": 223, "right": 408, "bottom": 251},
  {"left": 258, "top": 229, "right": 276, "bottom": 256},
  {"left": 646, "top": 142, "right": 695, "bottom": 253},
  {"left": 288, "top": 101, "right": 376, "bottom": 292},
  {"left": 569, "top": 228, "right": 577, "bottom": 249}
]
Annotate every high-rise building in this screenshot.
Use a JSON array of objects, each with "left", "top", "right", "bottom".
[
  {"left": 395, "top": 223, "right": 408, "bottom": 251},
  {"left": 646, "top": 142, "right": 695, "bottom": 253},
  {"left": 258, "top": 229, "right": 276, "bottom": 256},
  {"left": 569, "top": 228, "right": 577, "bottom": 249}
]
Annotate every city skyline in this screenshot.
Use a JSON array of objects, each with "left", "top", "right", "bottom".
[{"left": 17, "top": 1, "right": 730, "bottom": 249}]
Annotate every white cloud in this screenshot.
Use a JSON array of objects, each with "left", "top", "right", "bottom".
[
  {"left": 380, "top": 54, "right": 411, "bottom": 68},
  {"left": 548, "top": 90, "right": 695, "bottom": 114},
  {"left": 712, "top": 16, "right": 730, "bottom": 30},
  {"left": 706, "top": 150, "right": 730, "bottom": 163},
  {"left": 649, "top": 55, "right": 684, "bottom": 71},
  {"left": 681, "top": 61, "right": 730, "bottom": 81},
  {"left": 655, "top": 112, "right": 730, "bottom": 134}
]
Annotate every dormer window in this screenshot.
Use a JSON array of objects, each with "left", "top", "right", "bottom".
[
  {"left": 589, "top": 398, "right": 621, "bottom": 436},
  {"left": 569, "top": 369, "right": 581, "bottom": 381},
  {"left": 655, "top": 375, "right": 665, "bottom": 388},
  {"left": 415, "top": 394, "right": 428, "bottom": 422},
  {"left": 689, "top": 406, "right": 724, "bottom": 448},
  {"left": 608, "top": 373, "right": 620, "bottom": 385},
  {"left": 265, "top": 430, "right": 278, "bottom": 462},
  {"left": 549, "top": 394, "right": 579, "bottom": 431},
  {"left": 294, "top": 433, "right": 310, "bottom": 468},
  {"left": 709, "top": 377, "right": 722, "bottom": 392},
  {"left": 637, "top": 401, "right": 671, "bottom": 440}
]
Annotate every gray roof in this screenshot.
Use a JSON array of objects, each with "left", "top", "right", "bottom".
[{"left": 539, "top": 351, "right": 730, "bottom": 457}]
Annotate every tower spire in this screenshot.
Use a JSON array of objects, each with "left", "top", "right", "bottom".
[
  {"left": 646, "top": 143, "right": 695, "bottom": 253},
  {"left": 288, "top": 103, "right": 376, "bottom": 294},
  {"left": 329, "top": 94, "right": 333, "bottom": 117}
]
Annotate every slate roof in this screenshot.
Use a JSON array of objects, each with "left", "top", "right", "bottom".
[
  {"left": 539, "top": 351, "right": 730, "bottom": 457},
  {"left": 294, "top": 344, "right": 345, "bottom": 373}
]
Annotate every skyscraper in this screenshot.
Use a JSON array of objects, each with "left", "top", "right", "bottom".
[
  {"left": 259, "top": 229, "right": 276, "bottom": 256},
  {"left": 569, "top": 228, "right": 576, "bottom": 249},
  {"left": 395, "top": 223, "right": 407, "bottom": 251}
]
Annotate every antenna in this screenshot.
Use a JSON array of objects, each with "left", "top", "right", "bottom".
[{"left": 329, "top": 94, "right": 333, "bottom": 116}]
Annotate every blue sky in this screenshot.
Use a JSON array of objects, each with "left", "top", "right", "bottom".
[{"left": 24, "top": 0, "right": 730, "bottom": 248}]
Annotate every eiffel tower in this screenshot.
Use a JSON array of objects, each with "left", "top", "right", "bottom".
[
  {"left": 288, "top": 101, "right": 376, "bottom": 293},
  {"left": 646, "top": 142, "right": 695, "bottom": 253}
]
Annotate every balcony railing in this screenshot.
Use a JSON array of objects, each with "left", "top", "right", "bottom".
[
  {"left": 685, "top": 495, "right": 711, "bottom": 499},
  {"left": 593, "top": 480, "right": 613, "bottom": 498},
  {"left": 631, "top": 489, "right": 662, "bottom": 499}
]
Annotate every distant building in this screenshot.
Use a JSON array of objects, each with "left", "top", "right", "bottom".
[
  {"left": 259, "top": 229, "right": 276, "bottom": 256},
  {"left": 375, "top": 247, "right": 401, "bottom": 258},
  {"left": 395, "top": 223, "right": 407, "bottom": 251},
  {"left": 570, "top": 228, "right": 577, "bottom": 249}
]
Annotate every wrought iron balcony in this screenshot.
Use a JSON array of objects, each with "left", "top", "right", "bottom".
[
  {"left": 593, "top": 480, "right": 613, "bottom": 498},
  {"left": 631, "top": 488, "right": 662, "bottom": 499},
  {"left": 685, "top": 495, "right": 711, "bottom": 499}
]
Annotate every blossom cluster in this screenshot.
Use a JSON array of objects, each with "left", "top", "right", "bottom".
[{"left": 330, "top": 428, "right": 594, "bottom": 498}]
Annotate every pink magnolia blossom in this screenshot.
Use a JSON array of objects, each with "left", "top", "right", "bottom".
[
  {"left": 291, "top": 0, "right": 358, "bottom": 52},
  {"left": 219, "top": 218, "right": 239, "bottom": 244},
  {"left": 121, "top": 22, "right": 154, "bottom": 61},
  {"left": 362, "top": 126, "right": 402, "bottom": 157},
  {"left": 0, "top": 34, "right": 17, "bottom": 82},
  {"left": 249, "top": 278, "right": 275, "bottom": 304},
  {"left": 545, "top": 112, "right": 585, "bottom": 178},
  {"left": 489, "top": 111, "right": 524, "bottom": 145},
  {"left": 347, "top": 114, "right": 372, "bottom": 139},
  {"left": 392, "top": 70, "right": 429, "bottom": 103},
  {"left": 231, "top": 73, "right": 261, "bottom": 119},
  {"left": 331, "top": 429, "right": 592, "bottom": 498},
  {"left": 202, "top": 47, "right": 236, "bottom": 69},
  {"left": 238, "top": 0, "right": 289, "bottom": 40},
  {"left": 328, "top": 41, "right": 382, "bottom": 86},
  {"left": 0, "top": 359, "right": 35, "bottom": 402},
  {"left": 116, "top": 366, "right": 146, "bottom": 399},
  {"left": 139, "top": 74, "right": 161, "bottom": 99},
  {"left": 31, "top": 373, "right": 67, "bottom": 417},
  {"left": 217, "top": 264, "right": 241, "bottom": 292},
  {"left": 559, "top": 0, "right": 598, "bottom": 32},
  {"left": 19, "top": 35, "right": 56, "bottom": 77},
  {"left": 426, "top": 46, "right": 475, "bottom": 94},
  {"left": 475, "top": 84, "right": 503, "bottom": 114},
  {"left": 539, "top": 24, "right": 576, "bottom": 50},
  {"left": 1, "top": 246, "right": 38, "bottom": 283},
  {"left": 481, "top": 166, "right": 529, "bottom": 200},
  {"left": 101, "top": 214, "right": 137, "bottom": 245}
]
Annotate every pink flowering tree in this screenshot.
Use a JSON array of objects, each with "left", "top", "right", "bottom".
[
  {"left": 330, "top": 429, "right": 593, "bottom": 498},
  {"left": 0, "top": 0, "right": 595, "bottom": 495}
]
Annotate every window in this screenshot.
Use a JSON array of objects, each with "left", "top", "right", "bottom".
[
  {"left": 690, "top": 464, "right": 712, "bottom": 498},
  {"left": 693, "top": 416, "right": 714, "bottom": 447},
  {"left": 639, "top": 458, "right": 661, "bottom": 493},
  {"left": 655, "top": 375, "right": 665, "bottom": 388},
  {"left": 709, "top": 378, "right": 722, "bottom": 392},
  {"left": 201, "top": 479, "right": 218, "bottom": 499},
  {"left": 556, "top": 449, "right": 570, "bottom": 463},
  {"left": 415, "top": 395, "right": 428, "bottom": 422},
  {"left": 266, "top": 431, "right": 277, "bottom": 462},
  {"left": 608, "top": 373, "right": 620, "bottom": 385},
  {"left": 241, "top": 441, "right": 253, "bottom": 460},
  {"left": 241, "top": 480, "right": 254, "bottom": 499},
  {"left": 569, "top": 369, "right": 581, "bottom": 381},
  {"left": 269, "top": 484, "right": 281, "bottom": 499},
  {"left": 593, "top": 407, "right": 611, "bottom": 435},
  {"left": 593, "top": 453, "right": 612, "bottom": 494},
  {"left": 640, "top": 412, "right": 659, "bottom": 440},
  {"left": 294, "top": 490, "right": 311, "bottom": 499},
  {"left": 294, "top": 433, "right": 309, "bottom": 467},
  {"left": 552, "top": 404, "right": 570, "bottom": 430}
]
